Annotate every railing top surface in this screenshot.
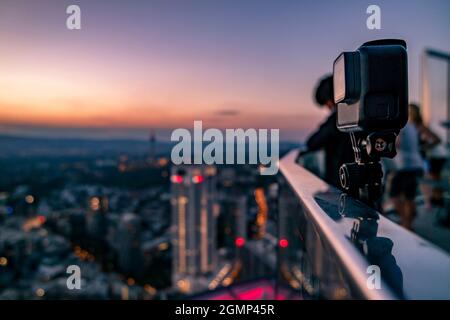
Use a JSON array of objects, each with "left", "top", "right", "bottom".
[{"left": 279, "top": 150, "right": 450, "bottom": 300}]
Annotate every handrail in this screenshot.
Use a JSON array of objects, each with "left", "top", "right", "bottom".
[{"left": 279, "top": 149, "right": 450, "bottom": 300}]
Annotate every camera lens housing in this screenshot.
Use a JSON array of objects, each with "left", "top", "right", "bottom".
[{"left": 334, "top": 39, "right": 408, "bottom": 133}]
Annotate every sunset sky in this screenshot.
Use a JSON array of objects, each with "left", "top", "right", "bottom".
[{"left": 0, "top": 0, "right": 449, "bottom": 140}]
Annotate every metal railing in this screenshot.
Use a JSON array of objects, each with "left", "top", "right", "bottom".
[{"left": 278, "top": 149, "right": 450, "bottom": 300}]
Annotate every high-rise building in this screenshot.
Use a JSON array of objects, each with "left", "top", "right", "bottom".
[
  {"left": 118, "top": 213, "right": 142, "bottom": 278},
  {"left": 218, "top": 194, "right": 247, "bottom": 252},
  {"left": 86, "top": 195, "right": 108, "bottom": 261},
  {"left": 170, "top": 165, "right": 219, "bottom": 294},
  {"left": 86, "top": 195, "right": 108, "bottom": 238}
]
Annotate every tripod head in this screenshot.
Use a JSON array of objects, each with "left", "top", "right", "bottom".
[
  {"left": 333, "top": 39, "right": 409, "bottom": 207},
  {"left": 339, "top": 131, "right": 397, "bottom": 206}
]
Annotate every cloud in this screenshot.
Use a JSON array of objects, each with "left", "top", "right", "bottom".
[{"left": 214, "top": 109, "right": 240, "bottom": 117}]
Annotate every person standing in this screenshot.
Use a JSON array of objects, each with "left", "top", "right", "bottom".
[
  {"left": 409, "top": 103, "right": 445, "bottom": 209},
  {"left": 389, "top": 105, "right": 426, "bottom": 230}
]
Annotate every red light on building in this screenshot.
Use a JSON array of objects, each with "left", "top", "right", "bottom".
[
  {"left": 37, "top": 215, "right": 46, "bottom": 224},
  {"left": 171, "top": 175, "right": 184, "bottom": 184},
  {"left": 192, "top": 175, "right": 204, "bottom": 184},
  {"left": 279, "top": 238, "right": 289, "bottom": 248},
  {"left": 235, "top": 237, "right": 245, "bottom": 248}
]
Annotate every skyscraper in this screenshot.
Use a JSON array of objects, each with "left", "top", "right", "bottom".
[
  {"left": 86, "top": 196, "right": 108, "bottom": 238},
  {"left": 170, "top": 165, "right": 218, "bottom": 294},
  {"left": 86, "top": 195, "right": 109, "bottom": 263},
  {"left": 218, "top": 193, "right": 247, "bottom": 252},
  {"left": 118, "top": 213, "right": 142, "bottom": 278}
]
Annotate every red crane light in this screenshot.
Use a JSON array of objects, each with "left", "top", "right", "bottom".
[
  {"left": 37, "top": 215, "right": 46, "bottom": 224},
  {"left": 279, "top": 238, "right": 289, "bottom": 248},
  {"left": 170, "top": 175, "right": 183, "bottom": 184},
  {"left": 192, "top": 175, "right": 204, "bottom": 184},
  {"left": 235, "top": 237, "right": 245, "bottom": 248}
]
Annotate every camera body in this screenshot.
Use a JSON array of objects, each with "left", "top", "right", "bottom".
[{"left": 334, "top": 39, "right": 408, "bottom": 133}]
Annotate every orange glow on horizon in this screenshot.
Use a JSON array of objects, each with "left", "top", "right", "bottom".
[
  {"left": 0, "top": 98, "right": 322, "bottom": 131},
  {"left": 0, "top": 46, "right": 323, "bottom": 132}
]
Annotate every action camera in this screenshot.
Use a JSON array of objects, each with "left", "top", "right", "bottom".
[
  {"left": 333, "top": 39, "right": 408, "bottom": 133},
  {"left": 333, "top": 39, "right": 409, "bottom": 207}
]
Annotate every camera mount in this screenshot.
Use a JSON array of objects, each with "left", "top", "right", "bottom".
[{"left": 339, "top": 131, "right": 397, "bottom": 207}]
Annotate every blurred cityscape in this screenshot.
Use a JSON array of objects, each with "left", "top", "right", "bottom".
[
  {"left": 1, "top": 129, "right": 448, "bottom": 300},
  {"left": 0, "top": 133, "right": 301, "bottom": 299}
]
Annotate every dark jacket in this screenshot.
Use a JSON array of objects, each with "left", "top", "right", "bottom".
[{"left": 306, "top": 111, "right": 354, "bottom": 187}]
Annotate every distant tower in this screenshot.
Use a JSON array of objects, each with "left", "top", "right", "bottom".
[
  {"left": 87, "top": 195, "right": 108, "bottom": 237},
  {"left": 86, "top": 195, "right": 108, "bottom": 259},
  {"left": 148, "top": 129, "right": 156, "bottom": 165}
]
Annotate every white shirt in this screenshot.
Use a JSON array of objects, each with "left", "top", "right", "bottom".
[{"left": 394, "top": 123, "right": 425, "bottom": 171}]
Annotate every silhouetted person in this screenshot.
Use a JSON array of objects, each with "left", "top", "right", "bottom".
[{"left": 303, "top": 75, "right": 354, "bottom": 188}]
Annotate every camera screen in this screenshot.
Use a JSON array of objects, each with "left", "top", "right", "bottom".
[{"left": 333, "top": 54, "right": 346, "bottom": 103}]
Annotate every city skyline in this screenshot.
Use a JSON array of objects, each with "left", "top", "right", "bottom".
[
  {"left": 0, "top": 0, "right": 449, "bottom": 141},
  {"left": 0, "top": 0, "right": 449, "bottom": 305}
]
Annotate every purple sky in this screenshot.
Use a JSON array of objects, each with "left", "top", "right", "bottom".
[{"left": 0, "top": 0, "right": 449, "bottom": 141}]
